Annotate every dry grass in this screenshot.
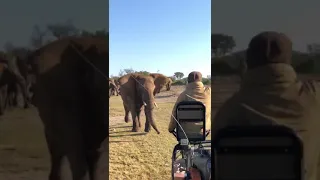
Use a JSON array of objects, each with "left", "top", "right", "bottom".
[
  {"left": 0, "top": 107, "right": 49, "bottom": 179},
  {"left": 0, "top": 81, "right": 231, "bottom": 180},
  {"left": 109, "top": 86, "right": 186, "bottom": 180},
  {"left": 108, "top": 85, "right": 214, "bottom": 180},
  {"left": 109, "top": 97, "right": 176, "bottom": 180}
]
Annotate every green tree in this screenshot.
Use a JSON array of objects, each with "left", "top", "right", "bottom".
[
  {"left": 119, "top": 68, "right": 135, "bottom": 76},
  {"left": 295, "top": 59, "right": 315, "bottom": 74},
  {"left": 174, "top": 72, "right": 184, "bottom": 79},
  {"left": 136, "top": 71, "right": 150, "bottom": 75},
  {"left": 212, "top": 60, "right": 237, "bottom": 76},
  {"left": 30, "top": 25, "right": 48, "bottom": 49},
  {"left": 211, "top": 34, "right": 236, "bottom": 57},
  {"left": 81, "top": 29, "right": 108, "bottom": 38},
  {"left": 46, "top": 20, "right": 79, "bottom": 39}
]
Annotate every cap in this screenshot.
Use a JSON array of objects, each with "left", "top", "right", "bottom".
[
  {"left": 246, "top": 31, "right": 292, "bottom": 69},
  {"left": 187, "top": 71, "right": 202, "bottom": 83}
]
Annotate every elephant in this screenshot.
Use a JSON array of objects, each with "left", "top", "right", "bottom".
[
  {"left": 109, "top": 79, "right": 119, "bottom": 98},
  {"left": 149, "top": 73, "right": 169, "bottom": 95},
  {"left": 166, "top": 77, "right": 173, "bottom": 91},
  {"left": 26, "top": 36, "right": 108, "bottom": 180},
  {"left": 0, "top": 54, "right": 31, "bottom": 109},
  {"left": 109, "top": 79, "right": 119, "bottom": 97},
  {"left": 0, "top": 62, "right": 8, "bottom": 115},
  {"left": 0, "top": 57, "right": 31, "bottom": 115},
  {"left": 118, "top": 73, "right": 160, "bottom": 134},
  {"left": 6, "top": 81, "right": 19, "bottom": 108}
]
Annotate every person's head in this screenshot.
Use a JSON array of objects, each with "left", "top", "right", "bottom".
[
  {"left": 246, "top": 31, "right": 292, "bottom": 69},
  {"left": 188, "top": 71, "right": 202, "bottom": 83}
]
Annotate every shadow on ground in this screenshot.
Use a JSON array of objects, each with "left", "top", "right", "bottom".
[
  {"left": 109, "top": 132, "right": 147, "bottom": 138},
  {"left": 155, "top": 94, "right": 175, "bottom": 99},
  {"left": 109, "top": 125, "right": 131, "bottom": 129}
]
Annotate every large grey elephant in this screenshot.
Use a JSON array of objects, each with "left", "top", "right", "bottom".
[
  {"left": 149, "top": 73, "right": 169, "bottom": 95},
  {"left": 118, "top": 73, "right": 160, "bottom": 134},
  {"left": 0, "top": 56, "right": 31, "bottom": 115},
  {"left": 6, "top": 81, "right": 18, "bottom": 108},
  {"left": 109, "top": 79, "right": 119, "bottom": 97},
  {"left": 26, "top": 36, "right": 108, "bottom": 180},
  {"left": 0, "top": 54, "right": 31, "bottom": 110},
  {"left": 166, "top": 77, "right": 173, "bottom": 91},
  {"left": 7, "top": 54, "right": 31, "bottom": 108},
  {"left": 0, "top": 62, "right": 9, "bottom": 114}
]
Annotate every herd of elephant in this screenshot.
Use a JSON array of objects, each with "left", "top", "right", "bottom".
[
  {"left": 109, "top": 73, "right": 173, "bottom": 134},
  {"left": 0, "top": 54, "right": 33, "bottom": 116}
]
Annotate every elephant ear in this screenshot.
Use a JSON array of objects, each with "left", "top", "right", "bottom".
[{"left": 149, "top": 74, "right": 157, "bottom": 79}]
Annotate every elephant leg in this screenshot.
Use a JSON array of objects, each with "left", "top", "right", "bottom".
[
  {"left": 144, "top": 110, "right": 152, "bottom": 132},
  {"left": 10, "top": 93, "right": 15, "bottom": 107},
  {"left": 115, "top": 88, "right": 119, "bottom": 96},
  {"left": 45, "top": 129, "right": 63, "bottom": 180},
  {"left": 59, "top": 106, "right": 90, "bottom": 180},
  {"left": 136, "top": 107, "right": 142, "bottom": 128},
  {"left": 4, "top": 92, "right": 8, "bottom": 110},
  {"left": 0, "top": 85, "right": 7, "bottom": 115},
  {"left": 131, "top": 112, "right": 139, "bottom": 132},
  {"left": 38, "top": 104, "right": 64, "bottom": 180},
  {"left": 123, "top": 102, "right": 131, "bottom": 123},
  {"left": 38, "top": 97, "right": 90, "bottom": 180},
  {"left": 13, "top": 88, "right": 18, "bottom": 107},
  {"left": 84, "top": 119, "right": 108, "bottom": 180},
  {"left": 130, "top": 106, "right": 141, "bottom": 132},
  {"left": 16, "top": 76, "right": 30, "bottom": 109}
]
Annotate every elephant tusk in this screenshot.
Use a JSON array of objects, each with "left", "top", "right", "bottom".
[
  {"left": 143, "top": 102, "right": 147, "bottom": 106},
  {"left": 154, "top": 102, "right": 158, "bottom": 108}
]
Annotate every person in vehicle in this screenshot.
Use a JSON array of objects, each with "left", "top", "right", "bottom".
[
  {"left": 168, "top": 71, "right": 211, "bottom": 134},
  {"left": 212, "top": 31, "right": 320, "bottom": 180},
  {"left": 169, "top": 71, "right": 211, "bottom": 180}
]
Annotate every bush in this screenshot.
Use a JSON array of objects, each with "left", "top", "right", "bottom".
[
  {"left": 212, "top": 60, "right": 237, "bottom": 76},
  {"left": 172, "top": 80, "right": 186, "bottom": 86},
  {"left": 295, "top": 59, "right": 315, "bottom": 73},
  {"left": 202, "top": 78, "right": 211, "bottom": 85}
]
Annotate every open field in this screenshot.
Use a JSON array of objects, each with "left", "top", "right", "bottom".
[
  {"left": 109, "top": 86, "right": 184, "bottom": 180},
  {"left": 0, "top": 107, "right": 49, "bottom": 180},
  {"left": 2, "top": 74, "right": 317, "bottom": 179},
  {"left": 109, "top": 84, "right": 220, "bottom": 180}
]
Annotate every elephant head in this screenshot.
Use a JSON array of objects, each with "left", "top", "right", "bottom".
[
  {"left": 149, "top": 73, "right": 168, "bottom": 95},
  {"left": 119, "top": 73, "right": 160, "bottom": 134}
]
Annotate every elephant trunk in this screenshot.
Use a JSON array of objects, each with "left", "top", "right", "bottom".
[{"left": 145, "top": 102, "right": 160, "bottom": 134}]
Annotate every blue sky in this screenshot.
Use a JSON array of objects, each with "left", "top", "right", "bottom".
[{"left": 109, "top": 0, "right": 211, "bottom": 78}]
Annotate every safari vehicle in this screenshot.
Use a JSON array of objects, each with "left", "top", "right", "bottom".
[
  {"left": 212, "top": 125, "right": 303, "bottom": 180},
  {"left": 171, "top": 101, "right": 211, "bottom": 180}
]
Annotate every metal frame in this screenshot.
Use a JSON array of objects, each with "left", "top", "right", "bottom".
[{"left": 175, "top": 101, "right": 206, "bottom": 143}]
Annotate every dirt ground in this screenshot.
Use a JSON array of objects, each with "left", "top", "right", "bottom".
[
  {"left": 0, "top": 80, "right": 238, "bottom": 180},
  {"left": 109, "top": 83, "right": 236, "bottom": 180},
  {"left": 0, "top": 107, "right": 49, "bottom": 180},
  {"left": 1, "top": 75, "right": 317, "bottom": 179}
]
